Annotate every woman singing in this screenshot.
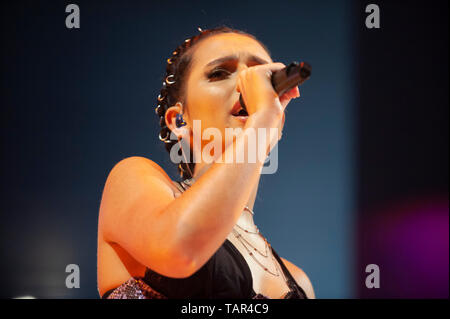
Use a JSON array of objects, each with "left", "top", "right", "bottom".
[{"left": 97, "top": 26, "right": 315, "bottom": 299}]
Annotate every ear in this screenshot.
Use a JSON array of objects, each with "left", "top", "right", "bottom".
[{"left": 165, "top": 102, "right": 190, "bottom": 139}]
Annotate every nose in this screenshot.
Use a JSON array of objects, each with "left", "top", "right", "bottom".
[
  {"left": 235, "top": 63, "right": 250, "bottom": 89},
  {"left": 238, "top": 63, "right": 249, "bottom": 71}
]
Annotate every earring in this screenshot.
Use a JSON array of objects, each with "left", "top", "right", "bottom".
[{"left": 176, "top": 114, "right": 186, "bottom": 128}]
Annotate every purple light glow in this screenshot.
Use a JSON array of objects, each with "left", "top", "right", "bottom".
[{"left": 359, "top": 195, "right": 449, "bottom": 298}]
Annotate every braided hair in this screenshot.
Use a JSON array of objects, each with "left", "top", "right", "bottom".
[{"left": 155, "top": 26, "right": 270, "bottom": 180}]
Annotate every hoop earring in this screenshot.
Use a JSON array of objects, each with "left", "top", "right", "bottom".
[{"left": 178, "top": 136, "right": 194, "bottom": 179}]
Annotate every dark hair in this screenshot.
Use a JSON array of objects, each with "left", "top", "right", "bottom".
[{"left": 155, "top": 26, "right": 270, "bottom": 180}]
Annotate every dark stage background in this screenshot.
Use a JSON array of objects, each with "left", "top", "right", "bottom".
[
  {"left": 1, "top": 0, "right": 448, "bottom": 298},
  {"left": 356, "top": 1, "right": 448, "bottom": 298}
]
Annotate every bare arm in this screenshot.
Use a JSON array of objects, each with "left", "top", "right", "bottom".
[{"left": 99, "top": 112, "right": 277, "bottom": 278}]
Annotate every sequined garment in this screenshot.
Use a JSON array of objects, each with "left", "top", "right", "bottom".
[
  {"left": 105, "top": 278, "right": 304, "bottom": 299},
  {"left": 105, "top": 277, "right": 276, "bottom": 299},
  {"left": 106, "top": 277, "right": 168, "bottom": 299}
]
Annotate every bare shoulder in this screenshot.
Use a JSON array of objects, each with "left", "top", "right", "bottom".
[
  {"left": 99, "top": 156, "right": 175, "bottom": 236},
  {"left": 280, "top": 257, "right": 315, "bottom": 299},
  {"left": 102, "top": 156, "right": 176, "bottom": 195},
  {"left": 108, "top": 156, "right": 172, "bottom": 182},
  {"left": 102, "top": 156, "right": 176, "bottom": 205}
]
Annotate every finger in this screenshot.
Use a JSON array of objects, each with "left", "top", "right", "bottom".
[
  {"left": 249, "top": 62, "right": 286, "bottom": 75},
  {"left": 290, "top": 86, "right": 300, "bottom": 98},
  {"left": 284, "top": 86, "right": 300, "bottom": 99},
  {"left": 277, "top": 112, "right": 286, "bottom": 141},
  {"left": 279, "top": 91, "right": 297, "bottom": 110}
]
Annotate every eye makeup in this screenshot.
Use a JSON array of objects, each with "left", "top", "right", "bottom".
[
  {"left": 207, "top": 68, "right": 232, "bottom": 80},
  {"left": 204, "top": 54, "right": 270, "bottom": 81},
  {"left": 205, "top": 60, "right": 236, "bottom": 81}
]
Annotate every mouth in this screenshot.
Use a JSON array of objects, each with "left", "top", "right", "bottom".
[{"left": 231, "top": 100, "right": 249, "bottom": 117}]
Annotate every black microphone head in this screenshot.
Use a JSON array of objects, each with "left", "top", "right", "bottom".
[{"left": 300, "top": 62, "right": 312, "bottom": 79}]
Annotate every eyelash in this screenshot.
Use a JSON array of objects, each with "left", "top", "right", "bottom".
[{"left": 207, "top": 68, "right": 231, "bottom": 79}]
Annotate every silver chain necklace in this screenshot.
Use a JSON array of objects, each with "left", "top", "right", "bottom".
[
  {"left": 231, "top": 206, "right": 282, "bottom": 277},
  {"left": 233, "top": 226, "right": 269, "bottom": 257},
  {"left": 234, "top": 206, "right": 260, "bottom": 234},
  {"left": 231, "top": 227, "right": 281, "bottom": 277},
  {"left": 232, "top": 207, "right": 291, "bottom": 281}
]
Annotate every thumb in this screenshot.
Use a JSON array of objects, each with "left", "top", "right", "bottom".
[{"left": 279, "top": 86, "right": 300, "bottom": 109}]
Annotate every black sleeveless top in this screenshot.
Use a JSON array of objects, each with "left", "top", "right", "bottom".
[
  {"left": 141, "top": 239, "right": 306, "bottom": 299},
  {"left": 102, "top": 181, "right": 307, "bottom": 299}
]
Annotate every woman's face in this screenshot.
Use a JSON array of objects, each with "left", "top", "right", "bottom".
[{"left": 182, "top": 33, "right": 273, "bottom": 151}]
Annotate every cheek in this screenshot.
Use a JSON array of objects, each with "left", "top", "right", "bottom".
[
  {"left": 187, "top": 83, "right": 230, "bottom": 127},
  {"left": 200, "top": 83, "right": 228, "bottom": 107}
]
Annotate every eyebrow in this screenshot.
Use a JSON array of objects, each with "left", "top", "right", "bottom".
[{"left": 205, "top": 54, "right": 269, "bottom": 67}]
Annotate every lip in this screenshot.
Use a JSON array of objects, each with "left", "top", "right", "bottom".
[
  {"left": 233, "top": 115, "right": 249, "bottom": 123},
  {"left": 230, "top": 99, "right": 248, "bottom": 123}
]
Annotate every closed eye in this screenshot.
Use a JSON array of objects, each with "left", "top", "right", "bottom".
[{"left": 207, "top": 68, "right": 232, "bottom": 80}]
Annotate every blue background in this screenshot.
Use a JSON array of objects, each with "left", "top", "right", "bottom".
[{"left": 1, "top": 0, "right": 447, "bottom": 299}]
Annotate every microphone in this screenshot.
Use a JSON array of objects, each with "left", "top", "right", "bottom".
[{"left": 239, "top": 61, "right": 311, "bottom": 111}]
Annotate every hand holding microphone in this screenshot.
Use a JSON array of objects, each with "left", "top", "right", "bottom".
[
  {"left": 236, "top": 61, "right": 311, "bottom": 154},
  {"left": 237, "top": 61, "right": 311, "bottom": 117}
]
